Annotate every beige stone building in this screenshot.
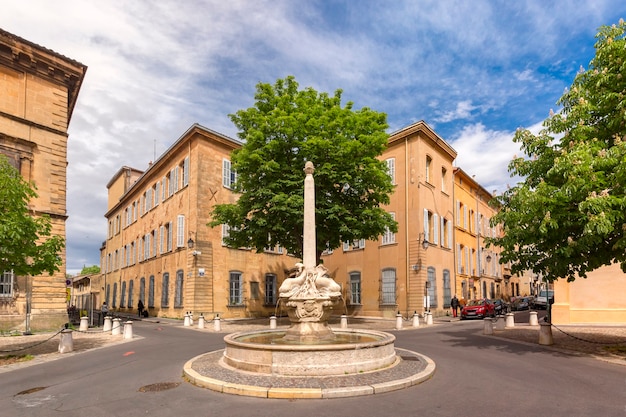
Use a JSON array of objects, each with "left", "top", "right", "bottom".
[
  {"left": 0, "top": 29, "right": 86, "bottom": 331},
  {"left": 551, "top": 265, "right": 626, "bottom": 324},
  {"left": 322, "top": 121, "right": 458, "bottom": 318},
  {"left": 101, "top": 124, "right": 293, "bottom": 319},
  {"left": 452, "top": 168, "right": 511, "bottom": 303}
]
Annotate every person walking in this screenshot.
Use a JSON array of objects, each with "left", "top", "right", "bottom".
[
  {"left": 137, "top": 299, "right": 144, "bottom": 318},
  {"left": 451, "top": 295, "right": 460, "bottom": 317}
]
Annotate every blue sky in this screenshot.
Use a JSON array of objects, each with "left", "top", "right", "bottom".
[{"left": 2, "top": 1, "right": 625, "bottom": 274}]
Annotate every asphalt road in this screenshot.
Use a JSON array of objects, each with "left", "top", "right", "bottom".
[{"left": 1, "top": 319, "right": 624, "bottom": 417}]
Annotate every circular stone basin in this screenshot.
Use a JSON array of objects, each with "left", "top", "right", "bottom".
[{"left": 223, "top": 329, "right": 397, "bottom": 376}]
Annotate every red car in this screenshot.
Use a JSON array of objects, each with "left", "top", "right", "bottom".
[{"left": 461, "top": 299, "right": 496, "bottom": 319}]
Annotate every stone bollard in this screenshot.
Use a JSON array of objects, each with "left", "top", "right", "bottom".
[
  {"left": 269, "top": 315, "right": 277, "bottom": 329},
  {"left": 412, "top": 312, "right": 420, "bottom": 328},
  {"left": 123, "top": 321, "right": 133, "bottom": 339},
  {"left": 103, "top": 316, "right": 112, "bottom": 332},
  {"left": 426, "top": 312, "right": 433, "bottom": 325},
  {"left": 495, "top": 315, "right": 506, "bottom": 330},
  {"left": 58, "top": 329, "right": 74, "bottom": 353},
  {"left": 112, "top": 318, "right": 122, "bottom": 336},
  {"left": 538, "top": 322, "right": 554, "bottom": 345},
  {"left": 505, "top": 313, "right": 515, "bottom": 328},
  {"left": 395, "top": 312, "right": 403, "bottom": 330},
  {"left": 198, "top": 314, "right": 205, "bottom": 329},
  {"left": 340, "top": 314, "right": 348, "bottom": 329},
  {"left": 79, "top": 316, "right": 89, "bottom": 331},
  {"left": 529, "top": 311, "right": 539, "bottom": 326},
  {"left": 213, "top": 315, "right": 221, "bottom": 331},
  {"left": 183, "top": 312, "right": 191, "bottom": 327},
  {"left": 483, "top": 317, "right": 494, "bottom": 335}
]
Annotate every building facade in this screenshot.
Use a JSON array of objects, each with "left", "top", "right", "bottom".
[
  {"left": 0, "top": 29, "right": 86, "bottom": 331},
  {"left": 322, "top": 121, "right": 458, "bottom": 318},
  {"left": 452, "top": 168, "right": 512, "bottom": 303},
  {"left": 101, "top": 124, "right": 293, "bottom": 319}
]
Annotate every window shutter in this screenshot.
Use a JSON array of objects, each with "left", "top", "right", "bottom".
[
  {"left": 177, "top": 215, "right": 185, "bottom": 248},
  {"left": 183, "top": 156, "right": 190, "bottom": 186},
  {"left": 433, "top": 214, "right": 439, "bottom": 245}
]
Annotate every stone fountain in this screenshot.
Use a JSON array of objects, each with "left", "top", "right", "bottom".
[
  {"left": 185, "top": 162, "right": 434, "bottom": 396},
  {"left": 221, "top": 162, "right": 397, "bottom": 376}
]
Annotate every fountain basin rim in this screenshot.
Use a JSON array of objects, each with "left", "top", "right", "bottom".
[{"left": 224, "top": 328, "right": 395, "bottom": 351}]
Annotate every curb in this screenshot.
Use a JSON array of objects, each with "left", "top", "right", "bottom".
[{"left": 183, "top": 347, "right": 436, "bottom": 399}]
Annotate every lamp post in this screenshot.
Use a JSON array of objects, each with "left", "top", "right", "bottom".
[{"left": 418, "top": 233, "right": 430, "bottom": 313}]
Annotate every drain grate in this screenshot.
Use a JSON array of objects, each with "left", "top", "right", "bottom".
[
  {"left": 400, "top": 355, "right": 419, "bottom": 361},
  {"left": 138, "top": 382, "right": 181, "bottom": 392}
]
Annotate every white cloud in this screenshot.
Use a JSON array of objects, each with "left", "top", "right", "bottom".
[{"left": 1, "top": 0, "right": 623, "bottom": 273}]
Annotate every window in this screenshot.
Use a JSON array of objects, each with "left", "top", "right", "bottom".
[
  {"left": 221, "top": 224, "right": 231, "bottom": 246},
  {"left": 0, "top": 271, "right": 14, "bottom": 298},
  {"left": 112, "top": 283, "right": 118, "bottom": 308},
  {"left": 144, "top": 233, "right": 151, "bottom": 259},
  {"left": 106, "top": 284, "right": 111, "bottom": 306},
  {"left": 349, "top": 272, "right": 361, "bottom": 304},
  {"left": 148, "top": 275, "right": 155, "bottom": 308},
  {"left": 159, "top": 225, "right": 165, "bottom": 254},
  {"left": 385, "top": 158, "right": 395, "bottom": 184},
  {"left": 139, "top": 277, "right": 146, "bottom": 305},
  {"left": 182, "top": 156, "right": 190, "bottom": 187},
  {"left": 427, "top": 267, "right": 437, "bottom": 308},
  {"left": 441, "top": 167, "right": 447, "bottom": 192},
  {"left": 154, "top": 182, "right": 160, "bottom": 206},
  {"left": 381, "top": 268, "right": 396, "bottom": 305},
  {"left": 441, "top": 217, "right": 452, "bottom": 249},
  {"left": 166, "top": 222, "right": 173, "bottom": 252},
  {"left": 223, "top": 159, "right": 237, "bottom": 189},
  {"left": 127, "top": 279, "right": 134, "bottom": 308},
  {"left": 443, "top": 270, "right": 451, "bottom": 308},
  {"left": 382, "top": 212, "right": 396, "bottom": 245},
  {"left": 425, "top": 156, "right": 432, "bottom": 183},
  {"left": 152, "top": 229, "right": 158, "bottom": 258},
  {"left": 170, "top": 166, "right": 179, "bottom": 195},
  {"left": 264, "top": 274, "right": 277, "bottom": 305},
  {"left": 161, "top": 273, "right": 170, "bottom": 307},
  {"left": 174, "top": 270, "right": 184, "bottom": 308},
  {"left": 229, "top": 271, "right": 243, "bottom": 305},
  {"left": 177, "top": 215, "right": 185, "bottom": 248},
  {"left": 120, "top": 281, "right": 126, "bottom": 308},
  {"left": 162, "top": 176, "right": 168, "bottom": 201}
]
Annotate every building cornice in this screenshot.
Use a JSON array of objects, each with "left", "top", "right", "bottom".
[
  {"left": 388, "top": 120, "right": 457, "bottom": 160},
  {"left": 0, "top": 28, "right": 87, "bottom": 124}
]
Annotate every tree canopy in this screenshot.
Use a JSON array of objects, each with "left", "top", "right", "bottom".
[
  {"left": 488, "top": 19, "right": 626, "bottom": 281},
  {"left": 209, "top": 76, "right": 397, "bottom": 262},
  {"left": 0, "top": 155, "right": 64, "bottom": 276},
  {"left": 80, "top": 265, "right": 100, "bottom": 275}
]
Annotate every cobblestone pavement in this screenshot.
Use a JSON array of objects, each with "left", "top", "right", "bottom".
[{"left": 1, "top": 316, "right": 625, "bottom": 370}]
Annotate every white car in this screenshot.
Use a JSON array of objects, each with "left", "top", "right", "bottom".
[{"left": 534, "top": 290, "right": 554, "bottom": 309}]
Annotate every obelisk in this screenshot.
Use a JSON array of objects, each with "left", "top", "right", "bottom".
[{"left": 303, "top": 161, "right": 316, "bottom": 269}]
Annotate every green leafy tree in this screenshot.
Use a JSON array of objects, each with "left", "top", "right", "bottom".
[
  {"left": 0, "top": 155, "right": 64, "bottom": 276},
  {"left": 80, "top": 265, "right": 100, "bottom": 275},
  {"left": 489, "top": 19, "right": 626, "bottom": 281},
  {"left": 209, "top": 76, "right": 397, "bottom": 263}
]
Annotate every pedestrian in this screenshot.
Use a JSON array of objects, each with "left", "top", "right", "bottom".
[
  {"left": 138, "top": 299, "right": 144, "bottom": 318},
  {"left": 451, "top": 295, "right": 459, "bottom": 317},
  {"left": 101, "top": 301, "right": 109, "bottom": 316}
]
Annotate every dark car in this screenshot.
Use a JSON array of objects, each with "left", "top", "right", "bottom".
[
  {"left": 461, "top": 299, "right": 496, "bottom": 320},
  {"left": 511, "top": 296, "right": 533, "bottom": 311},
  {"left": 493, "top": 299, "right": 509, "bottom": 315}
]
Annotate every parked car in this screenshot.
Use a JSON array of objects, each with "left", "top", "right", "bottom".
[
  {"left": 511, "top": 296, "right": 533, "bottom": 311},
  {"left": 533, "top": 290, "right": 554, "bottom": 309},
  {"left": 461, "top": 299, "right": 496, "bottom": 320}
]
